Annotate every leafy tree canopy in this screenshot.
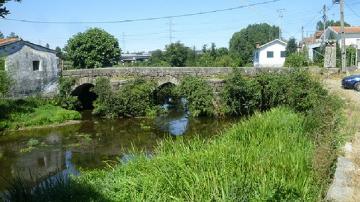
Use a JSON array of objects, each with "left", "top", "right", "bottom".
[
  {"left": 164, "top": 42, "right": 191, "bottom": 67},
  {"left": 286, "top": 38, "right": 297, "bottom": 56},
  {"left": 316, "top": 20, "right": 351, "bottom": 31},
  {"left": 64, "top": 28, "right": 121, "bottom": 69},
  {"left": 229, "top": 23, "right": 279, "bottom": 65},
  {"left": 0, "top": 0, "right": 20, "bottom": 18},
  {"left": 6, "top": 32, "right": 18, "bottom": 38}
]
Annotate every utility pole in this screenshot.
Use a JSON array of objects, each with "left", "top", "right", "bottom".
[
  {"left": 277, "top": 9, "right": 285, "bottom": 39},
  {"left": 322, "top": 4, "right": 327, "bottom": 44},
  {"left": 301, "top": 26, "right": 304, "bottom": 42},
  {"left": 340, "top": 0, "right": 346, "bottom": 73}
]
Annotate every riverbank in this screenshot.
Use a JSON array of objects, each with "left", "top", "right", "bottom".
[
  {"left": 0, "top": 99, "right": 81, "bottom": 132},
  {"left": 2, "top": 107, "right": 341, "bottom": 201}
]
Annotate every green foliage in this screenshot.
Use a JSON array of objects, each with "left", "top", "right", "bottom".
[
  {"left": 221, "top": 69, "right": 260, "bottom": 116},
  {"left": 229, "top": 23, "right": 279, "bottom": 65},
  {"left": 92, "top": 77, "right": 157, "bottom": 118},
  {"left": 284, "top": 53, "right": 309, "bottom": 67},
  {"left": 0, "top": 67, "right": 12, "bottom": 97},
  {"left": 117, "top": 79, "right": 156, "bottom": 117},
  {"left": 176, "top": 76, "right": 214, "bottom": 117},
  {"left": 65, "top": 28, "right": 121, "bottom": 68},
  {"left": 316, "top": 20, "right": 351, "bottom": 31},
  {"left": 2, "top": 174, "right": 105, "bottom": 201},
  {"left": 0, "top": 31, "right": 3, "bottom": 39},
  {"left": 55, "top": 77, "right": 79, "bottom": 110},
  {"left": 164, "top": 42, "right": 190, "bottom": 67},
  {"left": 346, "top": 46, "right": 357, "bottom": 67},
  {"left": 92, "top": 77, "right": 118, "bottom": 118},
  {"left": 0, "top": 98, "right": 81, "bottom": 130},
  {"left": 66, "top": 108, "right": 319, "bottom": 201},
  {"left": 0, "top": 0, "right": 21, "bottom": 18},
  {"left": 285, "top": 38, "right": 298, "bottom": 56}
]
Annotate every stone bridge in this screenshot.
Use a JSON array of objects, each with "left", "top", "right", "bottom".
[{"left": 62, "top": 67, "right": 285, "bottom": 93}]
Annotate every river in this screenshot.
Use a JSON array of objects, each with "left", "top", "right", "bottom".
[{"left": 0, "top": 106, "right": 236, "bottom": 191}]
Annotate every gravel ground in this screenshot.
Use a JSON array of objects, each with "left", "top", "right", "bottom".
[{"left": 325, "top": 78, "right": 360, "bottom": 202}]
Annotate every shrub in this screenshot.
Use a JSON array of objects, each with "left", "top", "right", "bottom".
[
  {"left": 92, "top": 77, "right": 119, "bottom": 118},
  {"left": 221, "top": 69, "right": 261, "bottom": 116},
  {"left": 255, "top": 72, "right": 288, "bottom": 111},
  {"left": 284, "top": 53, "right": 309, "bottom": 67},
  {"left": 117, "top": 79, "right": 157, "bottom": 117},
  {"left": 92, "top": 77, "right": 157, "bottom": 118},
  {"left": 0, "top": 69, "right": 12, "bottom": 97},
  {"left": 55, "top": 77, "right": 79, "bottom": 110},
  {"left": 176, "top": 76, "right": 214, "bottom": 117}
]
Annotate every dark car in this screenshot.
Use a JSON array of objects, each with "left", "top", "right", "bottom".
[{"left": 342, "top": 75, "right": 360, "bottom": 91}]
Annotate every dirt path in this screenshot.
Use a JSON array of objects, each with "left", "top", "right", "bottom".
[{"left": 325, "top": 78, "right": 360, "bottom": 201}]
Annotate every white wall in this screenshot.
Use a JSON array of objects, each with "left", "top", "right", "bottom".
[{"left": 256, "top": 43, "right": 286, "bottom": 67}]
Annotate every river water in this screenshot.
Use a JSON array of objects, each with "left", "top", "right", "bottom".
[{"left": 0, "top": 107, "right": 235, "bottom": 191}]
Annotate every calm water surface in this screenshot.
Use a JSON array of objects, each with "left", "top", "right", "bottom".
[{"left": 0, "top": 108, "right": 236, "bottom": 191}]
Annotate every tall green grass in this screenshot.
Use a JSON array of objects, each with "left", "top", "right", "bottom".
[
  {"left": 0, "top": 99, "right": 81, "bottom": 130},
  {"left": 70, "top": 108, "right": 318, "bottom": 201}
]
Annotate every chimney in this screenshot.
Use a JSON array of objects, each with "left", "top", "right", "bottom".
[{"left": 256, "top": 42, "right": 260, "bottom": 49}]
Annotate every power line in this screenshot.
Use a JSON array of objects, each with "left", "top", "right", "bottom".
[
  {"left": 1, "top": 0, "right": 281, "bottom": 24},
  {"left": 345, "top": 3, "right": 360, "bottom": 18}
]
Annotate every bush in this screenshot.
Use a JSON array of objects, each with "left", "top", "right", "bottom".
[
  {"left": 92, "top": 77, "right": 119, "bottom": 118},
  {"left": 0, "top": 68, "right": 12, "bottom": 97},
  {"left": 176, "top": 76, "right": 214, "bottom": 117},
  {"left": 117, "top": 79, "right": 157, "bottom": 117},
  {"left": 221, "top": 69, "right": 261, "bottom": 116},
  {"left": 92, "top": 77, "right": 157, "bottom": 118},
  {"left": 284, "top": 53, "right": 309, "bottom": 67},
  {"left": 55, "top": 77, "right": 79, "bottom": 110}
]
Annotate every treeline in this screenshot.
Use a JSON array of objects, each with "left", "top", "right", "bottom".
[
  {"left": 128, "top": 42, "right": 242, "bottom": 67},
  {"left": 58, "top": 23, "right": 285, "bottom": 69}
]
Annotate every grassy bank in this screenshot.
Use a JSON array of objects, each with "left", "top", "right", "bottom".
[
  {"left": 76, "top": 108, "right": 317, "bottom": 201},
  {"left": 0, "top": 99, "right": 81, "bottom": 131},
  {"left": 2, "top": 107, "right": 338, "bottom": 201}
]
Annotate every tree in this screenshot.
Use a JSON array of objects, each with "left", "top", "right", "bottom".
[
  {"left": 0, "top": 0, "right": 21, "bottom": 18},
  {"left": 6, "top": 32, "right": 18, "bottom": 38},
  {"left": 55, "top": 46, "right": 65, "bottom": 60},
  {"left": 229, "top": 23, "right": 279, "bottom": 65},
  {"left": 0, "top": 31, "right": 3, "bottom": 39},
  {"left": 164, "top": 42, "right": 190, "bottom": 67},
  {"left": 64, "top": 28, "right": 121, "bottom": 69},
  {"left": 285, "top": 38, "right": 297, "bottom": 56},
  {"left": 0, "top": 58, "right": 11, "bottom": 97},
  {"left": 316, "top": 20, "right": 351, "bottom": 31},
  {"left": 45, "top": 43, "right": 50, "bottom": 49}
]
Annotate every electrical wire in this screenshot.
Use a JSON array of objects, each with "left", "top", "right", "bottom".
[{"left": 1, "top": 0, "right": 281, "bottom": 24}]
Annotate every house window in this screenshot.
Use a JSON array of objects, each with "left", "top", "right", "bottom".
[
  {"left": 281, "top": 51, "right": 286, "bottom": 58},
  {"left": 33, "top": 61, "right": 40, "bottom": 71},
  {"left": 267, "top": 51, "right": 274, "bottom": 58}
]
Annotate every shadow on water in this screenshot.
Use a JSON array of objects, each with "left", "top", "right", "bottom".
[{"left": 0, "top": 98, "right": 237, "bottom": 192}]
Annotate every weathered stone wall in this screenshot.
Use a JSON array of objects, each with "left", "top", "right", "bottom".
[
  {"left": 5, "top": 44, "right": 59, "bottom": 97},
  {"left": 62, "top": 66, "right": 344, "bottom": 93}
]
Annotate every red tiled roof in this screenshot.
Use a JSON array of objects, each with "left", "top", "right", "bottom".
[
  {"left": 0, "top": 38, "right": 20, "bottom": 46},
  {"left": 330, "top": 26, "right": 360, "bottom": 34}
]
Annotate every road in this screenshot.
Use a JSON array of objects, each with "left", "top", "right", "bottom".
[{"left": 325, "top": 78, "right": 360, "bottom": 202}]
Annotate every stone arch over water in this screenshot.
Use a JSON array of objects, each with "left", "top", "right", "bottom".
[{"left": 71, "top": 83, "right": 97, "bottom": 110}]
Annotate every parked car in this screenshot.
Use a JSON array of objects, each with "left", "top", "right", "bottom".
[{"left": 342, "top": 75, "right": 360, "bottom": 91}]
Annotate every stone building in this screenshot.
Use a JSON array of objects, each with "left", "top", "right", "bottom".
[{"left": 0, "top": 38, "right": 59, "bottom": 97}]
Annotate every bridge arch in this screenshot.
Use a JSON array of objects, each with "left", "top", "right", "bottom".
[{"left": 71, "top": 83, "right": 97, "bottom": 110}]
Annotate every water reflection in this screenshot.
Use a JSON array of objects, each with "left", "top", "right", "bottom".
[{"left": 0, "top": 106, "right": 236, "bottom": 191}]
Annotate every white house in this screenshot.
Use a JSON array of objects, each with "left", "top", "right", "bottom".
[
  {"left": 253, "top": 39, "right": 287, "bottom": 67},
  {"left": 304, "top": 26, "right": 360, "bottom": 67}
]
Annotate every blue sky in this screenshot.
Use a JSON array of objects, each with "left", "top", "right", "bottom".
[{"left": 1, "top": 0, "right": 360, "bottom": 52}]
